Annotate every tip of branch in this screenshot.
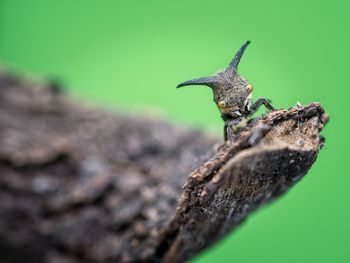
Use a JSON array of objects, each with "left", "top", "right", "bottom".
[{"left": 160, "top": 102, "right": 327, "bottom": 263}]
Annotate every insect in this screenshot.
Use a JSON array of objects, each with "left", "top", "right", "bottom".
[{"left": 177, "top": 41, "right": 275, "bottom": 141}]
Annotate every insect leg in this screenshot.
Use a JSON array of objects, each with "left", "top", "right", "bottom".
[
  {"left": 224, "top": 118, "right": 242, "bottom": 141},
  {"left": 249, "top": 98, "right": 275, "bottom": 114}
]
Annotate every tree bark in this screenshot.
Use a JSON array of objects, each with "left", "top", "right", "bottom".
[{"left": 0, "top": 72, "right": 328, "bottom": 263}]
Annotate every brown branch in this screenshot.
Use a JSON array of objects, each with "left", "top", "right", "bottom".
[{"left": 0, "top": 72, "right": 327, "bottom": 263}]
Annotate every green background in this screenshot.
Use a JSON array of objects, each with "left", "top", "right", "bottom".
[{"left": 0, "top": 0, "right": 348, "bottom": 262}]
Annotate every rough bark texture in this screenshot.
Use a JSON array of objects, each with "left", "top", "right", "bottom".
[{"left": 0, "top": 72, "right": 327, "bottom": 263}]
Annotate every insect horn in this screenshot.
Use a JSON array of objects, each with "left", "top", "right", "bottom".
[
  {"left": 176, "top": 41, "right": 250, "bottom": 89},
  {"left": 228, "top": 40, "right": 251, "bottom": 71},
  {"left": 176, "top": 76, "right": 217, "bottom": 89}
]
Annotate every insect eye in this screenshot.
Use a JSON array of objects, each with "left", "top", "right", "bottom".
[
  {"left": 218, "top": 100, "right": 226, "bottom": 109},
  {"left": 247, "top": 84, "right": 253, "bottom": 92}
]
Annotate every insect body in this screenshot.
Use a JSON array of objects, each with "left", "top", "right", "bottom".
[{"left": 177, "top": 41, "right": 275, "bottom": 141}]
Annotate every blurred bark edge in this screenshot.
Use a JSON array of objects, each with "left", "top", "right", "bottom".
[{"left": 0, "top": 72, "right": 327, "bottom": 263}]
